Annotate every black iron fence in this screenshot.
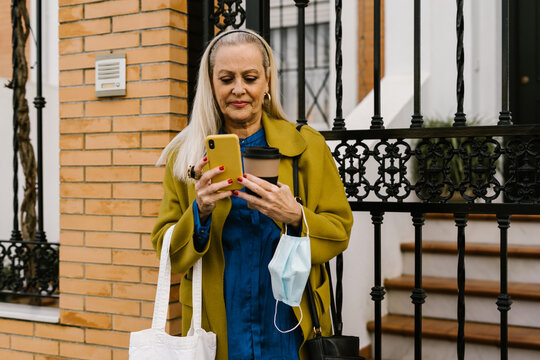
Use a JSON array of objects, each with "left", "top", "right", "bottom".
[
  {"left": 321, "top": 0, "right": 539, "bottom": 359},
  {"left": 327, "top": 0, "right": 540, "bottom": 358},
  {"left": 323, "top": 125, "right": 539, "bottom": 360},
  {"left": 190, "top": 0, "right": 540, "bottom": 359},
  {"left": 2, "top": 0, "right": 58, "bottom": 301}
]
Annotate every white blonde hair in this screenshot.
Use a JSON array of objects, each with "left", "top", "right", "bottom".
[{"left": 158, "top": 29, "right": 288, "bottom": 181}]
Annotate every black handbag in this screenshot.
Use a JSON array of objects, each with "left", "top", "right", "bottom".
[
  {"left": 292, "top": 125, "right": 365, "bottom": 360},
  {"left": 304, "top": 259, "right": 363, "bottom": 360}
]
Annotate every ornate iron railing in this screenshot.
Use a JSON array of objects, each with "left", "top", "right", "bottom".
[
  {"left": 2, "top": 0, "right": 58, "bottom": 301},
  {"left": 323, "top": 125, "right": 540, "bottom": 208},
  {"left": 190, "top": 0, "right": 538, "bottom": 359},
  {"left": 0, "top": 240, "right": 59, "bottom": 299}
]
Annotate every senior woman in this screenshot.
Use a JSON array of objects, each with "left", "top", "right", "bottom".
[{"left": 151, "top": 29, "right": 353, "bottom": 359}]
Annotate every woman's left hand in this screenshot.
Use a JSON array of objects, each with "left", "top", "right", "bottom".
[{"left": 234, "top": 174, "right": 302, "bottom": 228}]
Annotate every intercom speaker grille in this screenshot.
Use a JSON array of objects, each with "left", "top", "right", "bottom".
[
  {"left": 97, "top": 62, "right": 120, "bottom": 80},
  {"left": 95, "top": 53, "right": 126, "bottom": 97}
]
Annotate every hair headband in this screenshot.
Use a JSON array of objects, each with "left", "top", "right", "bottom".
[{"left": 207, "top": 29, "right": 270, "bottom": 70}]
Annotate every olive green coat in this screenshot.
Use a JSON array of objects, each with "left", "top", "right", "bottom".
[{"left": 151, "top": 114, "right": 353, "bottom": 359}]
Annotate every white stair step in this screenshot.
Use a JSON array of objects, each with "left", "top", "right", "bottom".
[
  {"left": 367, "top": 315, "right": 540, "bottom": 360},
  {"left": 402, "top": 252, "right": 540, "bottom": 283},
  {"left": 374, "top": 333, "right": 540, "bottom": 360},
  {"left": 385, "top": 275, "right": 540, "bottom": 328},
  {"left": 422, "top": 216, "right": 540, "bottom": 246},
  {"left": 401, "top": 241, "right": 540, "bottom": 283},
  {"left": 387, "top": 290, "right": 540, "bottom": 328}
]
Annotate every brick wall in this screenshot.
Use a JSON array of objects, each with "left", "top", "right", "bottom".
[
  {"left": 0, "top": 0, "right": 188, "bottom": 358},
  {"left": 357, "top": 0, "right": 385, "bottom": 102}
]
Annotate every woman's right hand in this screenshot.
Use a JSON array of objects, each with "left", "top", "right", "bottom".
[{"left": 193, "top": 157, "right": 233, "bottom": 223}]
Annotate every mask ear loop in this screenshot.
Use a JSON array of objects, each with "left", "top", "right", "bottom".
[
  {"left": 274, "top": 207, "right": 309, "bottom": 334},
  {"left": 273, "top": 300, "right": 303, "bottom": 334},
  {"left": 283, "top": 207, "right": 309, "bottom": 237}
]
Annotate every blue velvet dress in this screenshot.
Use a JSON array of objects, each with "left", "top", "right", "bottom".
[{"left": 192, "top": 127, "right": 302, "bottom": 359}]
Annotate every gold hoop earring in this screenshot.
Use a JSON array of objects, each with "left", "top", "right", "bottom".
[{"left": 264, "top": 92, "right": 271, "bottom": 104}]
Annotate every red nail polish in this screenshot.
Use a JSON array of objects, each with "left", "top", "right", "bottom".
[
  {"left": 232, "top": 190, "right": 239, "bottom": 196},
  {"left": 237, "top": 177, "right": 243, "bottom": 182},
  {"left": 228, "top": 179, "right": 233, "bottom": 184},
  {"left": 243, "top": 174, "right": 247, "bottom": 178},
  {"left": 203, "top": 156, "right": 207, "bottom": 162},
  {"left": 220, "top": 166, "right": 225, "bottom": 171}
]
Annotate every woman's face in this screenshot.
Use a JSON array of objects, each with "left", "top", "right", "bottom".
[{"left": 212, "top": 43, "right": 269, "bottom": 129}]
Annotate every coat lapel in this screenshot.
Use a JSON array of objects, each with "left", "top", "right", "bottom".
[{"left": 262, "top": 113, "right": 306, "bottom": 157}]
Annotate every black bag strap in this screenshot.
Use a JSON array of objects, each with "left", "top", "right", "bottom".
[
  {"left": 293, "top": 124, "right": 304, "bottom": 204},
  {"left": 334, "top": 253, "right": 344, "bottom": 335},
  {"left": 326, "top": 259, "right": 342, "bottom": 335},
  {"left": 305, "top": 278, "right": 322, "bottom": 337},
  {"left": 293, "top": 124, "right": 344, "bottom": 337}
]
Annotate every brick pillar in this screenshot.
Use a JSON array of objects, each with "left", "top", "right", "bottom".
[
  {"left": 0, "top": 0, "right": 31, "bottom": 79},
  {"left": 57, "top": 0, "right": 188, "bottom": 358},
  {"left": 357, "top": 0, "right": 385, "bottom": 102},
  {"left": 0, "top": 0, "right": 12, "bottom": 78}
]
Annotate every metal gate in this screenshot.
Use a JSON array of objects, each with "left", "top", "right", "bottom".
[{"left": 189, "top": 1, "right": 540, "bottom": 359}]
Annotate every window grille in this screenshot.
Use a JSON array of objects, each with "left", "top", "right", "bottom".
[{"left": 270, "top": 0, "right": 331, "bottom": 128}]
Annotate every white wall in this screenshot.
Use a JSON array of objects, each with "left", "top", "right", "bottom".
[
  {"left": 0, "top": 1, "right": 59, "bottom": 243},
  {"left": 422, "top": 0, "right": 500, "bottom": 123},
  {"left": 34, "top": 0, "right": 59, "bottom": 87},
  {"left": 345, "top": 0, "right": 501, "bottom": 128},
  {"left": 339, "top": 0, "right": 502, "bottom": 347}
]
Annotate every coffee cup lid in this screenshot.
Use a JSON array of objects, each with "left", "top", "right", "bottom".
[{"left": 242, "top": 146, "right": 281, "bottom": 159}]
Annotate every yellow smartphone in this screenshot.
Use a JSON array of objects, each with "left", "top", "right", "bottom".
[{"left": 206, "top": 134, "right": 244, "bottom": 191}]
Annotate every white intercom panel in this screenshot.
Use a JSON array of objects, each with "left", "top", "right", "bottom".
[{"left": 95, "top": 53, "right": 126, "bottom": 97}]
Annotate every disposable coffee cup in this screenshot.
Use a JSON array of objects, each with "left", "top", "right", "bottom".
[{"left": 242, "top": 146, "right": 281, "bottom": 196}]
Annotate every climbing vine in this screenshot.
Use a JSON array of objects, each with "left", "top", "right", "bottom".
[{"left": 6, "top": 0, "right": 37, "bottom": 242}]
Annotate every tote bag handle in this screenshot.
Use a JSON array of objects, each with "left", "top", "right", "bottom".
[{"left": 152, "top": 225, "right": 204, "bottom": 331}]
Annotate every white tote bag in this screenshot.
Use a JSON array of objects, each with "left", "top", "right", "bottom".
[{"left": 129, "top": 225, "right": 216, "bottom": 359}]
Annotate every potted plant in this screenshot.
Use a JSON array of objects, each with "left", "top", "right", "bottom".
[{"left": 411, "top": 118, "right": 501, "bottom": 202}]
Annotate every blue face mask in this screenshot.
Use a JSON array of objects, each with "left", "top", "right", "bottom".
[{"left": 268, "top": 208, "right": 311, "bottom": 333}]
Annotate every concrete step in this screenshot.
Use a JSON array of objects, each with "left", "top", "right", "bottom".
[
  {"left": 385, "top": 275, "right": 540, "bottom": 327},
  {"left": 401, "top": 241, "right": 540, "bottom": 283},
  {"left": 422, "top": 214, "right": 540, "bottom": 246},
  {"left": 367, "top": 314, "right": 540, "bottom": 360}
]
